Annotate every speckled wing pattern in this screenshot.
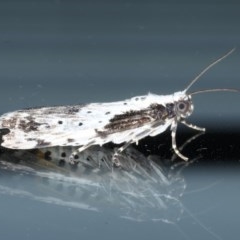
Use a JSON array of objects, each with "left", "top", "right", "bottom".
[{"left": 0, "top": 93, "right": 180, "bottom": 151}]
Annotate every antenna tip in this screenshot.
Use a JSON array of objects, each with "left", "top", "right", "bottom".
[{"left": 185, "top": 48, "right": 236, "bottom": 92}]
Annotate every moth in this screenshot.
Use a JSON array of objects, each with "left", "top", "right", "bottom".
[{"left": 0, "top": 49, "right": 238, "bottom": 163}]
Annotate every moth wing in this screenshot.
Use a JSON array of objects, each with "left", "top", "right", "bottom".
[{"left": 0, "top": 101, "right": 146, "bottom": 149}]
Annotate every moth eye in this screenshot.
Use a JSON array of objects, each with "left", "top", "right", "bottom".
[{"left": 177, "top": 101, "right": 187, "bottom": 112}]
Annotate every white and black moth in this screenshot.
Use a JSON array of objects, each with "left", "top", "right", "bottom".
[{"left": 0, "top": 49, "right": 238, "bottom": 163}]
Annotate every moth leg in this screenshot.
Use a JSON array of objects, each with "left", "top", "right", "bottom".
[
  {"left": 112, "top": 140, "right": 134, "bottom": 167},
  {"left": 171, "top": 131, "right": 204, "bottom": 162},
  {"left": 112, "top": 128, "right": 152, "bottom": 167},
  {"left": 69, "top": 150, "right": 82, "bottom": 165},
  {"left": 181, "top": 119, "right": 206, "bottom": 132},
  {"left": 171, "top": 121, "right": 188, "bottom": 161}
]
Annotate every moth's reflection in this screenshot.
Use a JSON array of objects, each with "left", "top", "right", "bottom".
[{"left": 0, "top": 135, "right": 201, "bottom": 222}]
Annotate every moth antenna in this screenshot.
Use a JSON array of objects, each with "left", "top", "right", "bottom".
[
  {"left": 184, "top": 48, "right": 236, "bottom": 93},
  {"left": 190, "top": 88, "right": 240, "bottom": 96}
]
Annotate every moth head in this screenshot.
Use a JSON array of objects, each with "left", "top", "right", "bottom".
[{"left": 174, "top": 94, "right": 193, "bottom": 119}]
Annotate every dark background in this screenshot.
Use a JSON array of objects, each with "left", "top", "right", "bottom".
[{"left": 0, "top": 1, "right": 240, "bottom": 240}]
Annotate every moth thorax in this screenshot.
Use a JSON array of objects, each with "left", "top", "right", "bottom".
[{"left": 175, "top": 96, "right": 193, "bottom": 119}]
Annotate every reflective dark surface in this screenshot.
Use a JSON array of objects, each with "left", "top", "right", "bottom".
[{"left": 0, "top": 1, "right": 240, "bottom": 240}]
